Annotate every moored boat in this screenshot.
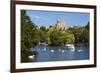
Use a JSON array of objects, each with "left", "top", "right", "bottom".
[{"left": 65, "top": 44, "right": 75, "bottom": 51}]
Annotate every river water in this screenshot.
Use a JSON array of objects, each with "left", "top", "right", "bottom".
[{"left": 28, "top": 44, "right": 89, "bottom": 62}]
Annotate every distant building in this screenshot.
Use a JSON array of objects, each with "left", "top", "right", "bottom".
[
  {"left": 37, "top": 20, "right": 72, "bottom": 30},
  {"left": 55, "top": 20, "right": 69, "bottom": 30}
]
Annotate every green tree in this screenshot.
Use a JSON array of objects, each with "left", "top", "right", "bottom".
[
  {"left": 68, "top": 22, "right": 89, "bottom": 44},
  {"left": 85, "top": 22, "right": 89, "bottom": 30},
  {"left": 48, "top": 28, "right": 75, "bottom": 46},
  {"left": 21, "top": 10, "right": 37, "bottom": 50},
  {"left": 82, "top": 29, "right": 89, "bottom": 43},
  {"left": 64, "top": 31, "right": 75, "bottom": 44},
  {"left": 38, "top": 29, "right": 48, "bottom": 42},
  {"left": 82, "top": 22, "right": 89, "bottom": 43},
  {"left": 69, "top": 28, "right": 83, "bottom": 43},
  {"left": 40, "top": 26, "right": 47, "bottom": 32}
]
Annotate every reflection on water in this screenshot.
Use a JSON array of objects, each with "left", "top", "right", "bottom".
[{"left": 21, "top": 44, "right": 89, "bottom": 63}]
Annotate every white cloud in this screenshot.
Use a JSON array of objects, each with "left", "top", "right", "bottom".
[
  {"left": 30, "top": 15, "right": 46, "bottom": 20},
  {"left": 34, "top": 16, "right": 41, "bottom": 19},
  {"left": 31, "top": 15, "right": 45, "bottom": 20}
]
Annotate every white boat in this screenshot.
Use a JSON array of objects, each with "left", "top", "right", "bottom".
[
  {"left": 66, "top": 44, "right": 75, "bottom": 51},
  {"left": 71, "top": 47, "right": 75, "bottom": 51},
  {"left": 39, "top": 42, "right": 48, "bottom": 46}
]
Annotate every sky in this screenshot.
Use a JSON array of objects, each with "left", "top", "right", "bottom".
[{"left": 26, "top": 10, "right": 90, "bottom": 27}]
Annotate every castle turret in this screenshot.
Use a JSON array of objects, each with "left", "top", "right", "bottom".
[{"left": 56, "top": 20, "right": 68, "bottom": 30}]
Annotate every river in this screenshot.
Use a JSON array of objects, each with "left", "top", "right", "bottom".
[{"left": 26, "top": 44, "right": 89, "bottom": 62}]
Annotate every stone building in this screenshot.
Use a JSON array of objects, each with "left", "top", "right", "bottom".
[{"left": 55, "top": 20, "right": 68, "bottom": 30}]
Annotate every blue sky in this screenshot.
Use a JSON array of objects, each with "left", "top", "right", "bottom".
[{"left": 26, "top": 10, "right": 89, "bottom": 27}]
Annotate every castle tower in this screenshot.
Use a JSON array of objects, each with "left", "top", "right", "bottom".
[{"left": 56, "top": 20, "right": 67, "bottom": 30}]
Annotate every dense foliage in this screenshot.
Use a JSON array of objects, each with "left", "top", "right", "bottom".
[
  {"left": 68, "top": 22, "right": 89, "bottom": 43},
  {"left": 21, "top": 10, "right": 38, "bottom": 50}
]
